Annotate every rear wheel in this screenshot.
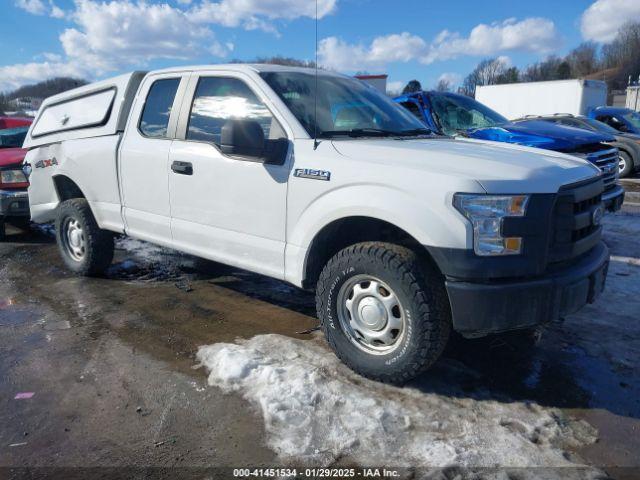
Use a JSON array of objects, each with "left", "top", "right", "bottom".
[
  {"left": 316, "top": 242, "right": 451, "bottom": 384},
  {"left": 618, "top": 151, "right": 633, "bottom": 178},
  {"left": 56, "top": 199, "right": 114, "bottom": 276},
  {"left": 0, "top": 217, "right": 5, "bottom": 241}
]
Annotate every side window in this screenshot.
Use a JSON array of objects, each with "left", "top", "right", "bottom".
[
  {"left": 187, "top": 77, "right": 285, "bottom": 146},
  {"left": 558, "top": 119, "right": 578, "bottom": 128},
  {"left": 400, "top": 102, "right": 423, "bottom": 121},
  {"left": 139, "top": 78, "right": 181, "bottom": 138}
]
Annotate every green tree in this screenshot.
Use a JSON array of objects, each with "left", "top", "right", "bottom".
[{"left": 402, "top": 80, "right": 423, "bottom": 94}]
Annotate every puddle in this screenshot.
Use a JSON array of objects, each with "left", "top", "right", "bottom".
[{"left": 0, "top": 308, "right": 36, "bottom": 327}]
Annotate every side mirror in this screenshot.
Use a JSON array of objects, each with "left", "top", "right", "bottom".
[
  {"left": 220, "top": 119, "right": 288, "bottom": 165},
  {"left": 220, "top": 119, "right": 265, "bottom": 158}
]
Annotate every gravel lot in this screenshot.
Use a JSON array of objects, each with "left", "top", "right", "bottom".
[{"left": 0, "top": 210, "right": 639, "bottom": 479}]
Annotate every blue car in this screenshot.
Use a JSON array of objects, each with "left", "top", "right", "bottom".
[
  {"left": 588, "top": 106, "right": 640, "bottom": 135},
  {"left": 395, "top": 91, "right": 624, "bottom": 211}
]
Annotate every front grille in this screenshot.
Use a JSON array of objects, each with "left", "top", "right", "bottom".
[
  {"left": 548, "top": 177, "right": 603, "bottom": 264},
  {"left": 570, "top": 144, "right": 619, "bottom": 191}
]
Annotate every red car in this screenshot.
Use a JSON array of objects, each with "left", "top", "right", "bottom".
[
  {"left": 0, "top": 117, "right": 32, "bottom": 129},
  {"left": 0, "top": 117, "right": 32, "bottom": 239}
]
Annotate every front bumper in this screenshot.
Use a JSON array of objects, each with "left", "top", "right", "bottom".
[
  {"left": 603, "top": 184, "right": 624, "bottom": 212},
  {"left": 446, "top": 242, "right": 609, "bottom": 337},
  {"left": 0, "top": 189, "right": 30, "bottom": 218}
]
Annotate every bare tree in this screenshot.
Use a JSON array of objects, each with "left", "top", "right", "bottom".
[
  {"left": 462, "top": 58, "right": 510, "bottom": 96},
  {"left": 5, "top": 77, "right": 87, "bottom": 100},
  {"left": 495, "top": 67, "right": 520, "bottom": 84},
  {"left": 522, "top": 56, "right": 571, "bottom": 82},
  {"left": 566, "top": 42, "right": 599, "bottom": 77},
  {"left": 601, "top": 22, "right": 640, "bottom": 88},
  {"left": 435, "top": 79, "right": 451, "bottom": 92}
]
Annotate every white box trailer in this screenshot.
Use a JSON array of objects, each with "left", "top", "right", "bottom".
[{"left": 476, "top": 79, "right": 607, "bottom": 120}]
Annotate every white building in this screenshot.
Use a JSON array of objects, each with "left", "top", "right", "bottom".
[{"left": 354, "top": 74, "right": 388, "bottom": 94}]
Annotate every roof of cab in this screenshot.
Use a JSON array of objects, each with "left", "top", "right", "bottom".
[{"left": 148, "top": 63, "right": 346, "bottom": 77}]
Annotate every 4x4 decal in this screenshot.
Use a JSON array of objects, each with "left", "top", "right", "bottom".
[{"left": 35, "top": 157, "right": 58, "bottom": 169}]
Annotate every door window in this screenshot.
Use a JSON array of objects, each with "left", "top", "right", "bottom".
[
  {"left": 400, "top": 102, "right": 423, "bottom": 121},
  {"left": 187, "top": 77, "right": 285, "bottom": 146},
  {"left": 139, "top": 78, "right": 181, "bottom": 138}
]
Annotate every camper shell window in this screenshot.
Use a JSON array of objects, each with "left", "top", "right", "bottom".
[{"left": 31, "top": 88, "right": 116, "bottom": 138}]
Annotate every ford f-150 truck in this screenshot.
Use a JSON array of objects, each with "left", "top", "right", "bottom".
[
  {"left": 394, "top": 91, "right": 625, "bottom": 212},
  {"left": 0, "top": 120, "right": 32, "bottom": 239},
  {"left": 24, "top": 65, "right": 610, "bottom": 383}
]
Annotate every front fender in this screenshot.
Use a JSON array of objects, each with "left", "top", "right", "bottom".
[{"left": 284, "top": 183, "right": 471, "bottom": 286}]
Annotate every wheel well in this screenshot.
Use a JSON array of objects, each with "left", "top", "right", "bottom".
[
  {"left": 53, "top": 175, "right": 85, "bottom": 201},
  {"left": 302, "top": 217, "right": 436, "bottom": 289},
  {"left": 618, "top": 147, "right": 635, "bottom": 164}
]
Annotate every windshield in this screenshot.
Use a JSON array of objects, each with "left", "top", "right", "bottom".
[
  {"left": 429, "top": 93, "right": 508, "bottom": 135},
  {"left": 581, "top": 117, "right": 619, "bottom": 134},
  {"left": 259, "top": 72, "right": 429, "bottom": 138},
  {"left": 622, "top": 110, "right": 640, "bottom": 130},
  {"left": 0, "top": 127, "right": 28, "bottom": 148}
]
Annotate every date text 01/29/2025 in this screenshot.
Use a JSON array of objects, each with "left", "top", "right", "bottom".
[{"left": 233, "top": 468, "right": 400, "bottom": 477}]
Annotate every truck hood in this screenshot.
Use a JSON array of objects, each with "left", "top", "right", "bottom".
[
  {"left": 618, "top": 132, "right": 640, "bottom": 142},
  {"left": 0, "top": 147, "right": 27, "bottom": 168},
  {"left": 465, "top": 120, "right": 614, "bottom": 151},
  {"left": 331, "top": 136, "right": 600, "bottom": 194}
]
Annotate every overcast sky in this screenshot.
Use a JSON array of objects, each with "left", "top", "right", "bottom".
[{"left": 2, "top": 0, "right": 639, "bottom": 93}]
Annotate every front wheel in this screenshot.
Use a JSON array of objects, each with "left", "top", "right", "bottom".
[
  {"left": 56, "top": 199, "right": 114, "bottom": 276},
  {"left": 316, "top": 242, "right": 451, "bottom": 384},
  {"left": 618, "top": 151, "right": 633, "bottom": 178}
]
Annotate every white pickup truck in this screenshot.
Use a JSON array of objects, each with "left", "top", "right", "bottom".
[{"left": 23, "top": 64, "right": 610, "bottom": 383}]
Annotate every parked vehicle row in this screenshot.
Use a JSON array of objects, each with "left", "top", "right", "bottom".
[
  {"left": 393, "top": 90, "right": 627, "bottom": 204},
  {"left": 21, "top": 65, "right": 611, "bottom": 383},
  {"left": 520, "top": 113, "right": 640, "bottom": 178},
  {"left": 0, "top": 117, "right": 32, "bottom": 239}
]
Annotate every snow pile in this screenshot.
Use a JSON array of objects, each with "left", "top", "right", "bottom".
[{"left": 196, "top": 335, "right": 598, "bottom": 471}]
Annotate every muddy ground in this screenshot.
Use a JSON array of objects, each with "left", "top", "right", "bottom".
[{"left": 0, "top": 209, "right": 639, "bottom": 479}]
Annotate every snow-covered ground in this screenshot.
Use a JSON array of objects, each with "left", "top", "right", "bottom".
[
  {"left": 197, "top": 335, "right": 600, "bottom": 473},
  {"left": 195, "top": 212, "right": 640, "bottom": 477}
]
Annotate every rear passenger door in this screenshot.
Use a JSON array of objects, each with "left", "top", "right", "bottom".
[
  {"left": 168, "top": 72, "right": 291, "bottom": 279},
  {"left": 119, "top": 73, "right": 188, "bottom": 245}
]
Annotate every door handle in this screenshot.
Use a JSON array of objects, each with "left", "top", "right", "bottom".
[{"left": 171, "top": 161, "right": 193, "bottom": 175}]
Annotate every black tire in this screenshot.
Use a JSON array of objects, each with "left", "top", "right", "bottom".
[
  {"left": 0, "top": 217, "right": 5, "bottom": 241},
  {"left": 618, "top": 150, "right": 633, "bottom": 178},
  {"left": 55, "top": 198, "right": 114, "bottom": 276},
  {"left": 316, "top": 242, "right": 451, "bottom": 384}
]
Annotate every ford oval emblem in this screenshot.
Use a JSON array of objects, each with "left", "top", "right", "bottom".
[{"left": 592, "top": 206, "right": 604, "bottom": 226}]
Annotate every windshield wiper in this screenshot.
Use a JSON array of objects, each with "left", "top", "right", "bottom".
[
  {"left": 319, "top": 128, "right": 399, "bottom": 138},
  {"left": 319, "top": 127, "right": 431, "bottom": 139},
  {"left": 396, "top": 128, "right": 431, "bottom": 136}
]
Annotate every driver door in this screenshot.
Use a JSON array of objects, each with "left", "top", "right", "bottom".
[{"left": 168, "top": 72, "right": 291, "bottom": 279}]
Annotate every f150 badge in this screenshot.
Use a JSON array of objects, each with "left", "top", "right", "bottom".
[{"left": 294, "top": 168, "right": 331, "bottom": 181}]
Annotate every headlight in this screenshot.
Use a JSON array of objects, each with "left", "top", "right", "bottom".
[
  {"left": 0, "top": 169, "right": 28, "bottom": 184},
  {"left": 453, "top": 194, "right": 530, "bottom": 256}
]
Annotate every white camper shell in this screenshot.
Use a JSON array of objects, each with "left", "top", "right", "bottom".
[{"left": 23, "top": 72, "right": 146, "bottom": 149}]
